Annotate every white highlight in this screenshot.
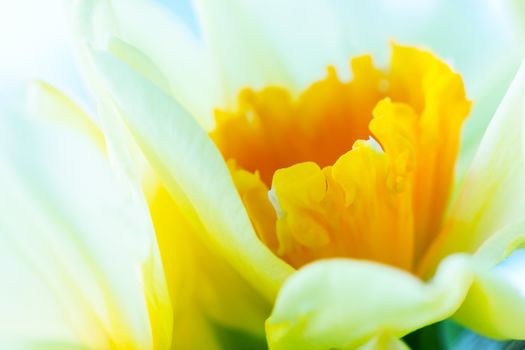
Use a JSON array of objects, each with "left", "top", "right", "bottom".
[
  {"left": 368, "top": 136, "right": 384, "bottom": 153},
  {"left": 268, "top": 187, "right": 285, "bottom": 219}
]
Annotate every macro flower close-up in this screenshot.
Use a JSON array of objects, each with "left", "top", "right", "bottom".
[{"left": 2, "top": 1, "right": 525, "bottom": 349}]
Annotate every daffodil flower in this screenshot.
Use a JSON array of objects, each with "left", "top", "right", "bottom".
[{"left": 6, "top": 0, "right": 525, "bottom": 349}]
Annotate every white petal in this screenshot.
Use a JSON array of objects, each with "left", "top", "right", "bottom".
[
  {"left": 0, "top": 103, "right": 170, "bottom": 347},
  {"left": 87, "top": 49, "right": 293, "bottom": 301},
  {"left": 72, "top": 0, "right": 218, "bottom": 129}
]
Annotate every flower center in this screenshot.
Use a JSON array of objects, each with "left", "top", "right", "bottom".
[{"left": 210, "top": 45, "right": 471, "bottom": 272}]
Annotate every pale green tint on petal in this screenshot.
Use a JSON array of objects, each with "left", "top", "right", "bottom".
[
  {"left": 267, "top": 256, "right": 474, "bottom": 350},
  {"left": 72, "top": 0, "right": 119, "bottom": 129},
  {"left": 454, "top": 63, "right": 519, "bottom": 182},
  {"left": 449, "top": 222, "right": 525, "bottom": 340},
  {"left": 108, "top": 38, "right": 172, "bottom": 95},
  {"left": 73, "top": 0, "right": 217, "bottom": 129},
  {"left": 358, "top": 335, "right": 410, "bottom": 350},
  {"left": 453, "top": 262, "right": 525, "bottom": 340},
  {"left": 88, "top": 49, "right": 293, "bottom": 301},
  {"left": 424, "top": 60, "right": 525, "bottom": 268},
  {"left": 72, "top": 0, "right": 159, "bottom": 200},
  {"left": 474, "top": 222, "right": 525, "bottom": 267},
  {"left": 191, "top": 0, "right": 347, "bottom": 105},
  {"left": 0, "top": 107, "right": 169, "bottom": 348},
  {"left": 512, "top": 0, "right": 525, "bottom": 37},
  {"left": 109, "top": 0, "right": 219, "bottom": 129}
]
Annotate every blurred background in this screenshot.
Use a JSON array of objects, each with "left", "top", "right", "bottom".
[
  {"left": 0, "top": 0, "right": 85, "bottom": 102},
  {"left": 1, "top": 0, "right": 522, "bottom": 107},
  {"left": 0, "top": 0, "right": 196, "bottom": 109}
]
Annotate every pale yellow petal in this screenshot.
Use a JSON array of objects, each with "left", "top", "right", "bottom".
[
  {"left": 26, "top": 80, "right": 106, "bottom": 152},
  {"left": 451, "top": 222, "right": 525, "bottom": 339},
  {"left": 267, "top": 256, "right": 473, "bottom": 350},
  {"left": 149, "top": 183, "right": 271, "bottom": 349},
  {"left": 454, "top": 261, "right": 525, "bottom": 340}
]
